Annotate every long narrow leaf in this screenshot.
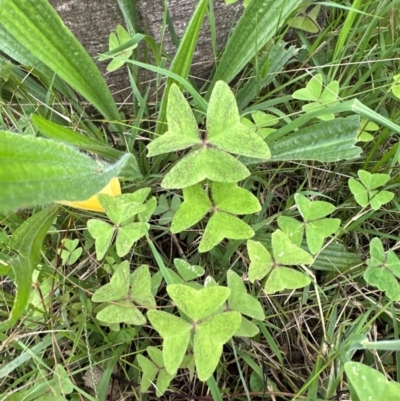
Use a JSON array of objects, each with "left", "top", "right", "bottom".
[
  {"left": 208, "top": 0, "right": 302, "bottom": 95},
  {"left": 0, "top": 205, "right": 59, "bottom": 332},
  {"left": 0, "top": 131, "right": 129, "bottom": 213},
  {"left": 155, "top": 0, "right": 209, "bottom": 135},
  {"left": 0, "top": 0, "right": 121, "bottom": 124}
]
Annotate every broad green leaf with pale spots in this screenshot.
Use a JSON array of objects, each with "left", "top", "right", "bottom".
[
  {"left": 199, "top": 211, "right": 254, "bottom": 253},
  {"left": 167, "top": 284, "right": 231, "bottom": 321},
  {"left": 161, "top": 147, "right": 250, "bottom": 189},
  {"left": 277, "top": 216, "right": 304, "bottom": 247},
  {"left": 345, "top": 362, "right": 400, "bottom": 401},
  {"left": 227, "top": 270, "right": 265, "bottom": 320},
  {"left": 272, "top": 230, "right": 313, "bottom": 265},
  {"left": 209, "top": 122, "right": 271, "bottom": 159},
  {"left": 206, "top": 80, "right": 240, "bottom": 139},
  {"left": 194, "top": 312, "right": 241, "bottom": 381},
  {"left": 147, "top": 310, "right": 192, "bottom": 375},
  {"left": 115, "top": 222, "right": 149, "bottom": 257},
  {"left": 147, "top": 84, "right": 200, "bottom": 157},
  {"left": 265, "top": 267, "right": 311, "bottom": 294},
  {"left": 174, "top": 259, "right": 205, "bottom": 281},
  {"left": 295, "top": 193, "right": 335, "bottom": 221},
  {"left": 87, "top": 219, "right": 115, "bottom": 260},
  {"left": 212, "top": 182, "right": 261, "bottom": 214},
  {"left": 96, "top": 300, "right": 146, "bottom": 325},
  {"left": 171, "top": 184, "right": 211, "bottom": 233},
  {"left": 131, "top": 265, "right": 156, "bottom": 308},
  {"left": 364, "top": 238, "right": 400, "bottom": 300},
  {"left": 247, "top": 240, "right": 273, "bottom": 282},
  {"left": 92, "top": 261, "right": 130, "bottom": 302},
  {"left": 234, "top": 316, "right": 260, "bottom": 337},
  {"left": 306, "top": 219, "right": 341, "bottom": 254}
]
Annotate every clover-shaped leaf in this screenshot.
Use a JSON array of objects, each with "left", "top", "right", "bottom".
[
  {"left": 172, "top": 182, "right": 259, "bottom": 252},
  {"left": 92, "top": 262, "right": 154, "bottom": 326},
  {"left": 193, "top": 311, "right": 241, "bottom": 381},
  {"left": 92, "top": 261, "right": 130, "bottom": 302},
  {"left": 292, "top": 74, "right": 339, "bottom": 121},
  {"left": 278, "top": 194, "right": 341, "bottom": 254},
  {"left": 357, "top": 118, "right": 379, "bottom": 142},
  {"left": 364, "top": 237, "right": 400, "bottom": 300},
  {"left": 287, "top": 5, "right": 321, "bottom": 33},
  {"left": 391, "top": 73, "right": 400, "bottom": 100},
  {"left": 167, "top": 284, "right": 230, "bottom": 321},
  {"left": 99, "top": 25, "right": 137, "bottom": 72},
  {"left": 247, "top": 231, "right": 313, "bottom": 294},
  {"left": 147, "top": 310, "right": 192, "bottom": 375},
  {"left": 227, "top": 270, "right": 265, "bottom": 320},
  {"left": 130, "top": 265, "right": 156, "bottom": 307},
  {"left": 87, "top": 190, "right": 151, "bottom": 259},
  {"left": 171, "top": 184, "right": 211, "bottom": 233},
  {"left": 349, "top": 170, "right": 394, "bottom": 210},
  {"left": 174, "top": 259, "right": 205, "bottom": 281},
  {"left": 147, "top": 82, "right": 270, "bottom": 189},
  {"left": 137, "top": 346, "right": 175, "bottom": 396},
  {"left": 154, "top": 194, "right": 181, "bottom": 225},
  {"left": 199, "top": 211, "right": 254, "bottom": 253}
]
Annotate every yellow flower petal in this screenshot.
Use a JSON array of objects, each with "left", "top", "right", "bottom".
[{"left": 56, "top": 177, "right": 121, "bottom": 212}]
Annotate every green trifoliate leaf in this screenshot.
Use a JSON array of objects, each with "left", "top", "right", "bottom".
[
  {"left": 305, "top": 218, "right": 341, "bottom": 254},
  {"left": 212, "top": 182, "right": 261, "bottom": 214},
  {"left": 247, "top": 240, "right": 273, "bottom": 282},
  {"left": 272, "top": 230, "right": 314, "bottom": 265},
  {"left": 247, "top": 235, "right": 313, "bottom": 294},
  {"left": 349, "top": 170, "right": 393, "bottom": 210},
  {"left": 115, "top": 222, "right": 149, "bottom": 257},
  {"left": 87, "top": 219, "right": 115, "bottom": 260},
  {"left": 161, "top": 147, "right": 250, "bottom": 189},
  {"left": 227, "top": 270, "right": 265, "bottom": 320},
  {"left": 292, "top": 74, "right": 339, "bottom": 120},
  {"left": 131, "top": 265, "right": 156, "bottom": 308},
  {"left": 277, "top": 216, "right": 304, "bottom": 247},
  {"left": 364, "top": 237, "right": 400, "bottom": 300},
  {"left": 174, "top": 259, "right": 205, "bottom": 281},
  {"left": 147, "top": 310, "right": 192, "bottom": 375},
  {"left": 92, "top": 261, "right": 130, "bottom": 302},
  {"left": 98, "top": 194, "right": 145, "bottom": 225},
  {"left": 171, "top": 184, "right": 211, "bottom": 233},
  {"left": 265, "top": 267, "right": 311, "bottom": 294},
  {"left": 295, "top": 193, "right": 335, "bottom": 221},
  {"left": 167, "top": 284, "right": 231, "bottom": 321},
  {"left": 194, "top": 311, "right": 242, "bottom": 381},
  {"left": 199, "top": 211, "right": 255, "bottom": 253},
  {"left": 207, "top": 80, "right": 240, "bottom": 139},
  {"left": 96, "top": 300, "right": 146, "bottom": 325},
  {"left": 147, "top": 84, "right": 200, "bottom": 157},
  {"left": 287, "top": 5, "right": 320, "bottom": 33}
]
